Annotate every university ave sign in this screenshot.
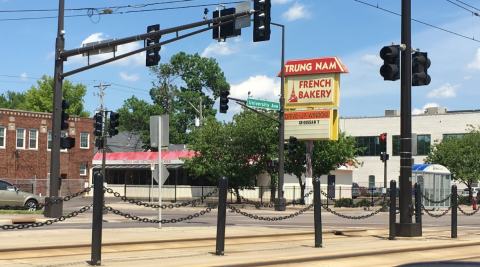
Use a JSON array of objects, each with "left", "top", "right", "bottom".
[
  {"left": 279, "top": 56, "right": 348, "bottom": 141},
  {"left": 246, "top": 98, "right": 280, "bottom": 110}
]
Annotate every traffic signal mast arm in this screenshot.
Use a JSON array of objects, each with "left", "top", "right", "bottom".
[
  {"left": 62, "top": 20, "right": 237, "bottom": 78},
  {"left": 60, "top": 10, "right": 255, "bottom": 59}
]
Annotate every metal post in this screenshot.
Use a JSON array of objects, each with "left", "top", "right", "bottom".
[
  {"left": 201, "top": 185, "right": 204, "bottom": 204},
  {"left": 451, "top": 184, "right": 457, "bottom": 238},
  {"left": 389, "top": 180, "right": 396, "bottom": 240},
  {"left": 384, "top": 156, "right": 388, "bottom": 209},
  {"left": 414, "top": 183, "right": 422, "bottom": 236},
  {"left": 216, "top": 176, "right": 228, "bottom": 256},
  {"left": 260, "top": 186, "right": 263, "bottom": 205},
  {"left": 305, "top": 140, "right": 313, "bottom": 206},
  {"left": 91, "top": 172, "right": 104, "bottom": 265},
  {"left": 101, "top": 110, "right": 108, "bottom": 215},
  {"left": 397, "top": 0, "right": 418, "bottom": 237},
  {"left": 314, "top": 178, "right": 322, "bottom": 248},
  {"left": 272, "top": 22, "right": 286, "bottom": 211},
  {"left": 44, "top": 0, "right": 65, "bottom": 218}
]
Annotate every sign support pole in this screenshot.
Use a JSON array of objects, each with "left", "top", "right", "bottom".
[
  {"left": 305, "top": 140, "right": 313, "bottom": 204},
  {"left": 158, "top": 117, "right": 162, "bottom": 229}
]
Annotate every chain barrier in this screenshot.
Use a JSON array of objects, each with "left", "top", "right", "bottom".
[
  {"left": 420, "top": 192, "right": 452, "bottom": 204},
  {"left": 0, "top": 188, "right": 91, "bottom": 211},
  {"left": 105, "top": 204, "right": 217, "bottom": 224},
  {"left": 228, "top": 189, "right": 313, "bottom": 208},
  {"left": 226, "top": 203, "right": 314, "bottom": 221},
  {"left": 320, "top": 190, "right": 336, "bottom": 202},
  {"left": 421, "top": 204, "right": 451, "bottom": 218},
  {"left": 321, "top": 202, "right": 388, "bottom": 220},
  {"left": 457, "top": 205, "right": 480, "bottom": 216},
  {"left": 104, "top": 187, "right": 218, "bottom": 209},
  {"left": 1, "top": 205, "right": 92, "bottom": 230},
  {"left": 457, "top": 194, "right": 480, "bottom": 206}
]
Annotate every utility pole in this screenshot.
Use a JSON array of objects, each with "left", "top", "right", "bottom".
[
  {"left": 397, "top": 0, "right": 420, "bottom": 237},
  {"left": 44, "top": 0, "right": 65, "bottom": 218},
  {"left": 94, "top": 82, "right": 110, "bottom": 111},
  {"left": 187, "top": 97, "right": 203, "bottom": 126}
]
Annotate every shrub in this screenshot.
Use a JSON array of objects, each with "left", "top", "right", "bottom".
[
  {"left": 458, "top": 195, "right": 468, "bottom": 205},
  {"left": 373, "top": 192, "right": 380, "bottom": 197},
  {"left": 334, "top": 198, "right": 353, "bottom": 207},
  {"left": 365, "top": 192, "right": 371, "bottom": 197},
  {"left": 356, "top": 198, "right": 372, "bottom": 207}
]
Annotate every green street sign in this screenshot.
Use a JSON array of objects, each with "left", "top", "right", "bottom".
[{"left": 246, "top": 98, "right": 280, "bottom": 111}]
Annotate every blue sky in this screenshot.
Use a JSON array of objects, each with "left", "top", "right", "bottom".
[{"left": 1, "top": 0, "right": 480, "bottom": 122}]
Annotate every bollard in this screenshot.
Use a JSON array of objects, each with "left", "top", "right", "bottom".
[
  {"left": 91, "top": 172, "right": 104, "bottom": 266},
  {"left": 389, "top": 180, "right": 396, "bottom": 240},
  {"left": 314, "top": 178, "right": 322, "bottom": 247},
  {"left": 215, "top": 176, "right": 228, "bottom": 256},
  {"left": 414, "top": 183, "right": 422, "bottom": 236},
  {"left": 451, "top": 184, "right": 457, "bottom": 238}
]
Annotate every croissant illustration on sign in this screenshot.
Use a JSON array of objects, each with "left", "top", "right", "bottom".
[{"left": 288, "top": 84, "right": 298, "bottom": 103}]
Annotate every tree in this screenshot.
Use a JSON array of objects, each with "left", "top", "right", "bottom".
[
  {"left": 183, "top": 109, "right": 277, "bottom": 203},
  {"left": 0, "top": 91, "right": 25, "bottom": 110},
  {"left": 149, "top": 52, "right": 229, "bottom": 144},
  {"left": 116, "top": 96, "right": 164, "bottom": 150},
  {"left": 20, "top": 75, "right": 90, "bottom": 117},
  {"left": 284, "top": 131, "right": 361, "bottom": 204},
  {"left": 424, "top": 125, "right": 480, "bottom": 202}
]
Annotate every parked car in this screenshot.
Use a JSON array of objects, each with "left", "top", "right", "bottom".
[{"left": 0, "top": 179, "right": 43, "bottom": 210}]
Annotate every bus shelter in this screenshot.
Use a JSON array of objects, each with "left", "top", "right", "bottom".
[{"left": 412, "top": 164, "right": 451, "bottom": 208}]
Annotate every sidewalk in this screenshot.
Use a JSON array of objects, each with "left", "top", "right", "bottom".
[{"left": 0, "top": 224, "right": 479, "bottom": 267}]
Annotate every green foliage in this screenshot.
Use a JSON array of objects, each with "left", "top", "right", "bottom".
[
  {"left": 0, "top": 91, "right": 25, "bottom": 109},
  {"left": 424, "top": 125, "right": 480, "bottom": 191},
  {"left": 334, "top": 198, "right": 353, "bottom": 207},
  {"left": 457, "top": 195, "right": 468, "bottom": 205},
  {"left": 0, "top": 76, "right": 90, "bottom": 117},
  {"left": 356, "top": 198, "right": 372, "bottom": 207},
  {"left": 116, "top": 96, "right": 165, "bottom": 150},
  {"left": 365, "top": 192, "right": 371, "bottom": 197},
  {"left": 373, "top": 192, "right": 380, "bottom": 197},
  {"left": 148, "top": 52, "right": 229, "bottom": 144}
]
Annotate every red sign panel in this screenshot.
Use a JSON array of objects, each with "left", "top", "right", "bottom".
[{"left": 277, "top": 57, "right": 349, "bottom": 77}]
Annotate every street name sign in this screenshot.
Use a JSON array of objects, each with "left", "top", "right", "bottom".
[
  {"left": 284, "top": 109, "right": 338, "bottom": 141},
  {"left": 246, "top": 98, "right": 280, "bottom": 111}
]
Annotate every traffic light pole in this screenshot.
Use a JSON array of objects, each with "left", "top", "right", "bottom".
[
  {"left": 44, "top": 0, "right": 65, "bottom": 218},
  {"left": 397, "top": 0, "right": 420, "bottom": 237},
  {"left": 272, "top": 22, "right": 286, "bottom": 211}
]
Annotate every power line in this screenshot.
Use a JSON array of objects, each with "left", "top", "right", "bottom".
[
  {"left": 353, "top": 0, "right": 480, "bottom": 43},
  {"left": 447, "top": 0, "right": 480, "bottom": 16},
  {"left": 455, "top": 0, "right": 480, "bottom": 12},
  {"left": 0, "top": 1, "right": 242, "bottom": 22}
]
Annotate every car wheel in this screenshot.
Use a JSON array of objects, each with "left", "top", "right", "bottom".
[{"left": 25, "top": 199, "right": 38, "bottom": 211}]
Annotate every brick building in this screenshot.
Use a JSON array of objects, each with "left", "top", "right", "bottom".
[{"left": 0, "top": 108, "right": 95, "bottom": 182}]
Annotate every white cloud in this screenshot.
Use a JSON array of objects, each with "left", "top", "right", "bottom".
[
  {"left": 412, "top": 103, "right": 440, "bottom": 115},
  {"left": 64, "top": 33, "right": 144, "bottom": 67},
  {"left": 272, "top": 0, "right": 294, "bottom": 4},
  {"left": 467, "top": 48, "right": 480, "bottom": 69},
  {"left": 426, "top": 83, "right": 459, "bottom": 98},
  {"left": 361, "top": 54, "right": 382, "bottom": 66},
  {"left": 119, "top": 72, "right": 139, "bottom": 82},
  {"left": 228, "top": 75, "right": 280, "bottom": 113},
  {"left": 45, "top": 51, "right": 55, "bottom": 60},
  {"left": 20, "top": 73, "right": 27, "bottom": 80},
  {"left": 281, "top": 2, "right": 311, "bottom": 22},
  {"left": 201, "top": 42, "right": 238, "bottom": 57},
  {"left": 464, "top": 76, "right": 472, "bottom": 80}
]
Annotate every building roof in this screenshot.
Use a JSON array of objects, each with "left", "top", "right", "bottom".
[{"left": 94, "top": 131, "right": 146, "bottom": 154}]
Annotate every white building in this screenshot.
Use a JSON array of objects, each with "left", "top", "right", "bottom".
[{"left": 340, "top": 107, "right": 478, "bottom": 190}]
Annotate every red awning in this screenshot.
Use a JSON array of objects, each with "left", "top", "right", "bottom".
[{"left": 93, "top": 151, "right": 194, "bottom": 161}]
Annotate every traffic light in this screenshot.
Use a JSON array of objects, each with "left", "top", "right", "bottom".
[
  {"left": 379, "top": 45, "right": 400, "bottom": 81},
  {"left": 412, "top": 52, "right": 431, "bottom": 86},
  {"left": 93, "top": 112, "right": 103, "bottom": 137},
  {"left": 266, "top": 160, "right": 275, "bottom": 168},
  {"left": 61, "top": 100, "right": 70, "bottom": 130},
  {"left": 253, "top": 0, "right": 271, "bottom": 42},
  {"left": 219, "top": 87, "right": 229, "bottom": 114},
  {"left": 380, "top": 133, "right": 387, "bottom": 153},
  {"left": 288, "top": 136, "right": 297, "bottom": 155},
  {"left": 109, "top": 112, "right": 120, "bottom": 137},
  {"left": 146, "top": 24, "right": 161, "bottom": 67},
  {"left": 213, "top": 7, "right": 241, "bottom": 40}
]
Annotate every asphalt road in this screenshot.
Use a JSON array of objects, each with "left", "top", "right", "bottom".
[{"left": 22, "top": 197, "right": 480, "bottom": 231}]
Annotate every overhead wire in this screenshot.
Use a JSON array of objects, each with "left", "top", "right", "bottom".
[
  {"left": 447, "top": 0, "right": 479, "bottom": 16},
  {"left": 353, "top": 0, "right": 480, "bottom": 43}
]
